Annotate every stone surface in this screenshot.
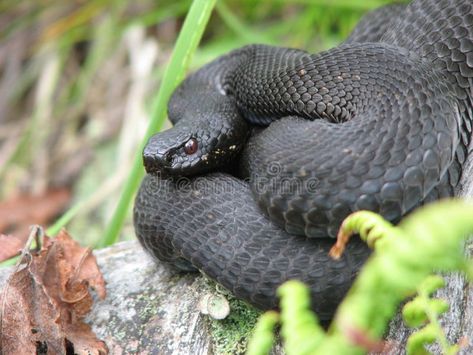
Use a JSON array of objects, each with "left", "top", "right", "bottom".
[{"left": 86, "top": 242, "right": 214, "bottom": 354}]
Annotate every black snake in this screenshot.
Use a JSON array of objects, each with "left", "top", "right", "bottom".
[{"left": 133, "top": 0, "right": 473, "bottom": 320}]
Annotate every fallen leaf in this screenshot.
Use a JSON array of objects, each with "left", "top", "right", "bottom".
[
  {"left": 0, "top": 227, "right": 108, "bottom": 354},
  {"left": 1, "top": 256, "right": 65, "bottom": 354}
]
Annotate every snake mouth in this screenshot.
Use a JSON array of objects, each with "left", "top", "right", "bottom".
[{"left": 143, "top": 148, "right": 174, "bottom": 175}]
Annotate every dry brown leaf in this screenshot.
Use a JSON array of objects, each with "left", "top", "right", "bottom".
[{"left": 0, "top": 228, "right": 108, "bottom": 354}]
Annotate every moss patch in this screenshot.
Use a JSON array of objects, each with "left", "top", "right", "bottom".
[{"left": 203, "top": 280, "right": 262, "bottom": 354}]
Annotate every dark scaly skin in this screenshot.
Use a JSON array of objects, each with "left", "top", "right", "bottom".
[
  {"left": 236, "top": 43, "right": 459, "bottom": 237},
  {"left": 134, "top": 0, "right": 473, "bottom": 320},
  {"left": 135, "top": 174, "right": 370, "bottom": 320}
]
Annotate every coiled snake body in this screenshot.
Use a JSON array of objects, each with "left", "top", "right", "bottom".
[{"left": 134, "top": 0, "right": 473, "bottom": 320}]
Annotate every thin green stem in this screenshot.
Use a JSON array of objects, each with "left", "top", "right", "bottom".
[
  {"left": 99, "top": 0, "right": 217, "bottom": 247},
  {"left": 47, "top": 200, "right": 86, "bottom": 236}
]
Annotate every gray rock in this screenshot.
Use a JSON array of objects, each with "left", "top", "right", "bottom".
[{"left": 88, "top": 241, "right": 214, "bottom": 355}]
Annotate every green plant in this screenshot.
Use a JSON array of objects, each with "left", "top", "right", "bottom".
[
  {"left": 403, "top": 275, "right": 455, "bottom": 355},
  {"left": 41, "top": 0, "right": 216, "bottom": 246},
  {"left": 99, "top": 0, "right": 217, "bottom": 247},
  {"left": 246, "top": 200, "right": 473, "bottom": 355}
]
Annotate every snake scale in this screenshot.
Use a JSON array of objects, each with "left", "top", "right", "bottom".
[{"left": 133, "top": 0, "right": 473, "bottom": 320}]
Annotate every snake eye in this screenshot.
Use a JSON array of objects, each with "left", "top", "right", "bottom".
[{"left": 184, "top": 138, "right": 198, "bottom": 155}]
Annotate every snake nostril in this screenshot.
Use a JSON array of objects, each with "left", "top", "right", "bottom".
[
  {"left": 143, "top": 153, "right": 160, "bottom": 174},
  {"left": 143, "top": 149, "right": 174, "bottom": 174},
  {"left": 164, "top": 152, "right": 173, "bottom": 163},
  {"left": 143, "top": 155, "right": 153, "bottom": 173}
]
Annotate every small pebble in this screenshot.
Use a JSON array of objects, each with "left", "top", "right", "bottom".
[{"left": 198, "top": 293, "right": 230, "bottom": 320}]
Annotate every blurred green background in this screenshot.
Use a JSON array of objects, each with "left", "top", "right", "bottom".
[{"left": 0, "top": 0, "right": 398, "bottom": 248}]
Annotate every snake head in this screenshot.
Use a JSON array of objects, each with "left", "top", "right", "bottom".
[
  {"left": 143, "top": 126, "right": 197, "bottom": 176},
  {"left": 143, "top": 95, "right": 249, "bottom": 177}
]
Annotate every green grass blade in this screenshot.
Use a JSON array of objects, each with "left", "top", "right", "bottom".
[
  {"left": 99, "top": 0, "right": 217, "bottom": 247},
  {"left": 47, "top": 199, "right": 86, "bottom": 236}
]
